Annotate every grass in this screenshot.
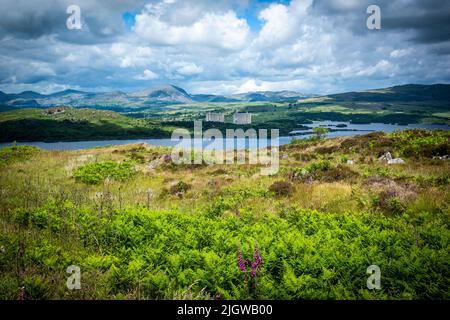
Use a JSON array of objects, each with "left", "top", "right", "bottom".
[
  {"left": 0, "top": 144, "right": 40, "bottom": 165},
  {"left": 0, "top": 108, "right": 177, "bottom": 142},
  {"left": 0, "top": 130, "right": 449, "bottom": 299}
]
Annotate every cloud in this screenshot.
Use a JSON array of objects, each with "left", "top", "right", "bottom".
[
  {"left": 0, "top": 0, "right": 449, "bottom": 95},
  {"left": 356, "top": 60, "right": 395, "bottom": 77},
  {"left": 133, "top": 3, "right": 250, "bottom": 50},
  {"left": 237, "top": 78, "right": 312, "bottom": 93},
  {"left": 390, "top": 48, "right": 412, "bottom": 58},
  {"left": 135, "top": 69, "right": 158, "bottom": 80},
  {"left": 176, "top": 63, "right": 204, "bottom": 76}
]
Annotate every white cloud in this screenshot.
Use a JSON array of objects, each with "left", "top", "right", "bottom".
[
  {"left": 356, "top": 60, "right": 395, "bottom": 77},
  {"left": 135, "top": 69, "right": 158, "bottom": 80},
  {"left": 113, "top": 45, "right": 153, "bottom": 68},
  {"left": 390, "top": 48, "right": 412, "bottom": 58},
  {"left": 133, "top": 2, "right": 249, "bottom": 51},
  {"left": 237, "top": 78, "right": 312, "bottom": 93},
  {"left": 1, "top": 0, "right": 449, "bottom": 95},
  {"left": 177, "top": 63, "right": 204, "bottom": 76}
]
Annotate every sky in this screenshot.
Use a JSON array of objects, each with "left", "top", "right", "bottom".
[{"left": 0, "top": 0, "right": 449, "bottom": 95}]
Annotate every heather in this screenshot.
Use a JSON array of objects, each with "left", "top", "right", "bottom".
[{"left": 0, "top": 130, "right": 449, "bottom": 299}]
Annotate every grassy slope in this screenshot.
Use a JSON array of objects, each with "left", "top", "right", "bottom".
[
  {"left": 0, "top": 130, "right": 449, "bottom": 299},
  {"left": 0, "top": 108, "right": 177, "bottom": 142}
]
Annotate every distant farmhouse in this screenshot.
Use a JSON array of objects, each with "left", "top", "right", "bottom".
[
  {"left": 205, "top": 112, "right": 225, "bottom": 122},
  {"left": 233, "top": 112, "right": 252, "bottom": 124}
]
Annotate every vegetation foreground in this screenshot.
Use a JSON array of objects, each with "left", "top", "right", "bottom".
[{"left": 0, "top": 130, "right": 449, "bottom": 300}]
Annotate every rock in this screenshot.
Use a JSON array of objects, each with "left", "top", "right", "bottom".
[
  {"left": 379, "top": 151, "right": 393, "bottom": 162},
  {"left": 388, "top": 158, "right": 405, "bottom": 164},
  {"left": 282, "top": 154, "right": 289, "bottom": 159},
  {"left": 385, "top": 152, "right": 392, "bottom": 161},
  {"left": 346, "top": 160, "right": 354, "bottom": 165}
]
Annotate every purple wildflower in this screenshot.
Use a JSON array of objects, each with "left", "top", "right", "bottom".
[
  {"left": 235, "top": 207, "right": 239, "bottom": 217},
  {"left": 238, "top": 244, "right": 263, "bottom": 278},
  {"left": 238, "top": 248, "right": 247, "bottom": 271},
  {"left": 251, "top": 245, "right": 263, "bottom": 277}
]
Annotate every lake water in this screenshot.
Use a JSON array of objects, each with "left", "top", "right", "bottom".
[{"left": 1, "top": 121, "right": 448, "bottom": 151}]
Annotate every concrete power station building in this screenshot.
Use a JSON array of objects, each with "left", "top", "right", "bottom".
[
  {"left": 233, "top": 112, "right": 252, "bottom": 124},
  {"left": 205, "top": 112, "right": 225, "bottom": 122}
]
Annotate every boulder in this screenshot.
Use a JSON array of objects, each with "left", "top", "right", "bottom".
[
  {"left": 386, "top": 152, "right": 392, "bottom": 161},
  {"left": 379, "top": 151, "right": 393, "bottom": 162},
  {"left": 388, "top": 158, "right": 405, "bottom": 165}
]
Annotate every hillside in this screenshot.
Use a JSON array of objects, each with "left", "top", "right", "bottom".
[
  {"left": 0, "top": 107, "right": 175, "bottom": 142},
  {"left": 326, "top": 84, "right": 450, "bottom": 103},
  {"left": 0, "top": 130, "right": 449, "bottom": 299}
]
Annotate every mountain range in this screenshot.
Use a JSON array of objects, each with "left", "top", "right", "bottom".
[
  {"left": 1, "top": 84, "right": 449, "bottom": 112},
  {"left": 0, "top": 85, "right": 313, "bottom": 111}
]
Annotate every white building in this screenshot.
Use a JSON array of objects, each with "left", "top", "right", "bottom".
[
  {"left": 205, "top": 112, "right": 225, "bottom": 122},
  {"left": 233, "top": 112, "right": 252, "bottom": 124}
]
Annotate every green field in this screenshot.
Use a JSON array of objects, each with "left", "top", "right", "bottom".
[{"left": 0, "top": 130, "right": 449, "bottom": 299}]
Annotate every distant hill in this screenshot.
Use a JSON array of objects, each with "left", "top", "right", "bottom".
[
  {"left": 324, "top": 84, "right": 450, "bottom": 103},
  {"left": 1, "top": 83, "right": 449, "bottom": 112},
  {"left": 0, "top": 84, "right": 314, "bottom": 110},
  {"left": 129, "top": 85, "right": 193, "bottom": 103},
  {"left": 231, "top": 90, "right": 312, "bottom": 102},
  {"left": 0, "top": 107, "right": 175, "bottom": 142}
]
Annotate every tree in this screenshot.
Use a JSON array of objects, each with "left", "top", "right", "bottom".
[{"left": 313, "top": 127, "right": 329, "bottom": 139}]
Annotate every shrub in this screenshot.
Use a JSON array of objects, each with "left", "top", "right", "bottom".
[
  {"left": 390, "top": 130, "right": 450, "bottom": 158},
  {"left": 313, "top": 127, "right": 329, "bottom": 139},
  {"left": 0, "top": 145, "right": 40, "bottom": 165},
  {"left": 315, "top": 145, "right": 339, "bottom": 155},
  {"left": 306, "top": 160, "right": 332, "bottom": 172},
  {"left": 375, "top": 187, "right": 415, "bottom": 214},
  {"left": 73, "top": 160, "right": 136, "bottom": 184},
  {"left": 169, "top": 181, "right": 192, "bottom": 195},
  {"left": 269, "top": 181, "right": 294, "bottom": 197},
  {"left": 316, "top": 164, "right": 359, "bottom": 182},
  {"left": 22, "top": 275, "right": 51, "bottom": 300}
]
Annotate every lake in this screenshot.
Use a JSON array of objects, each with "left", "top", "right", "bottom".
[{"left": 1, "top": 121, "right": 449, "bottom": 151}]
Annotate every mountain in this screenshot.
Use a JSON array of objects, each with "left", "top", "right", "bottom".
[
  {"left": 325, "top": 84, "right": 450, "bottom": 103},
  {"left": 129, "top": 85, "right": 193, "bottom": 103},
  {"left": 0, "top": 84, "right": 312, "bottom": 109},
  {"left": 0, "top": 91, "right": 7, "bottom": 102},
  {"left": 191, "top": 94, "right": 239, "bottom": 103},
  {"left": 48, "top": 89, "right": 89, "bottom": 97},
  {"left": 229, "top": 90, "right": 312, "bottom": 102},
  {"left": 14, "top": 91, "right": 44, "bottom": 99},
  {"left": 1, "top": 84, "right": 449, "bottom": 111}
]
